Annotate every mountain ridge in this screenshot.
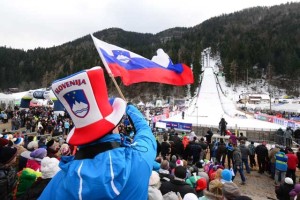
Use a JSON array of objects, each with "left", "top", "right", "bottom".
[{"left": 0, "top": 2, "right": 299, "bottom": 101}]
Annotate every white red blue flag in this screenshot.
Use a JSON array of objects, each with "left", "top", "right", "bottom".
[{"left": 91, "top": 34, "right": 194, "bottom": 86}]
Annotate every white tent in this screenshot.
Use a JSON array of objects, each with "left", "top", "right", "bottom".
[{"left": 0, "top": 93, "right": 15, "bottom": 109}]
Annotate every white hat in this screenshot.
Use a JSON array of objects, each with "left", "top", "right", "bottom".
[
  {"left": 183, "top": 193, "right": 198, "bottom": 200},
  {"left": 27, "top": 141, "right": 39, "bottom": 150},
  {"left": 149, "top": 171, "right": 160, "bottom": 186},
  {"left": 41, "top": 157, "right": 60, "bottom": 179},
  {"left": 285, "top": 177, "right": 294, "bottom": 185}
]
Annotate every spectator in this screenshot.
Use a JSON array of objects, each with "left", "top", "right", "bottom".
[
  {"left": 229, "top": 133, "right": 238, "bottom": 146},
  {"left": 148, "top": 171, "right": 163, "bottom": 200},
  {"left": 219, "top": 118, "right": 227, "bottom": 136},
  {"left": 195, "top": 178, "right": 207, "bottom": 198},
  {"left": 255, "top": 141, "right": 269, "bottom": 174},
  {"left": 226, "top": 142, "right": 234, "bottom": 169},
  {"left": 15, "top": 168, "right": 42, "bottom": 199},
  {"left": 238, "top": 132, "right": 247, "bottom": 141},
  {"left": 275, "top": 149, "right": 288, "bottom": 186},
  {"left": 222, "top": 182, "right": 241, "bottom": 200},
  {"left": 13, "top": 137, "right": 27, "bottom": 171},
  {"left": 269, "top": 145, "right": 280, "bottom": 179},
  {"left": 216, "top": 139, "right": 226, "bottom": 166},
  {"left": 205, "top": 128, "right": 213, "bottom": 144},
  {"left": 26, "top": 148, "right": 47, "bottom": 171},
  {"left": 39, "top": 67, "right": 156, "bottom": 200},
  {"left": 27, "top": 141, "right": 39, "bottom": 151},
  {"left": 275, "top": 177, "right": 294, "bottom": 200},
  {"left": 239, "top": 140, "right": 250, "bottom": 174},
  {"left": 24, "top": 136, "right": 34, "bottom": 149},
  {"left": 0, "top": 137, "right": 9, "bottom": 148},
  {"left": 160, "top": 166, "right": 196, "bottom": 197},
  {"left": 183, "top": 193, "right": 198, "bottom": 200},
  {"left": 232, "top": 147, "right": 246, "bottom": 185},
  {"left": 0, "top": 146, "right": 18, "bottom": 200},
  {"left": 159, "top": 160, "right": 174, "bottom": 182},
  {"left": 186, "top": 166, "right": 201, "bottom": 188},
  {"left": 289, "top": 183, "right": 300, "bottom": 200},
  {"left": 199, "top": 180, "right": 223, "bottom": 200},
  {"left": 22, "top": 157, "right": 60, "bottom": 199},
  {"left": 286, "top": 148, "right": 299, "bottom": 184},
  {"left": 199, "top": 137, "right": 208, "bottom": 160},
  {"left": 221, "top": 169, "right": 233, "bottom": 183},
  {"left": 59, "top": 143, "right": 71, "bottom": 156},
  {"left": 46, "top": 139, "right": 59, "bottom": 159},
  {"left": 38, "top": 137, "right": 47, "bottom": 149},
  {"left": 248, "top": 141, "right": 256, "bottom": 169},
  {"left": 161, "top": 135, "right": 171, "bottom": 159}
]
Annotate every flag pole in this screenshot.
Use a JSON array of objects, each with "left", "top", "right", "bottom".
[
  {"left": 91, "top": 34, "right": 126, "bottom": 101},
  {"left": 108, "top": 72, "right": 126, "bottom": 101}
]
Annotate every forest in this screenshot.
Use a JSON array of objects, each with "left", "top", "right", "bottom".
[{"left": 0, "top": 2, "right": 299, "bottom": 100}]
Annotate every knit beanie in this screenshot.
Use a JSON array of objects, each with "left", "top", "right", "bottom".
[
  {"left": 222, "top": 182, "right": 241, "bottom": 200},
  {"left": 0, "top": 138, "right": 9, "bottom": 147},
  {"left": 174, "top": 166, "right": 186, "bottom": 179},
  {"left": 221, "top": 169, "right": 233, "bottom": 183},
  {"left": 183, "top": 193, "right": 198, "bottom": 200},
  {"left": 176, "top": 159, "right": 183, "bottom": 166},
  {"left": 30, "top": 148, "right": 47, "bottom": 161},
  {"left": 14, "top": 137, "right": 24, "bottom": 146},
  {"left": 46, "top": 139, "right": 55, "bottom": 148},
  {"left": 16, "top": 168, "right": 42, "bottom": 197},
  {"left": 289, "top": 184, "right": 300, "bottom": 198},
  {"left": 0, "top": 146, "right": 17, "bottom": 164},
  {"left": 41, "top": 157, "right": 60, "bottom": 179}
]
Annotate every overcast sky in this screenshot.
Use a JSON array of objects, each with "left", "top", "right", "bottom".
[{"left": 0, "top": 0, "right": 298, "bottom": 50}]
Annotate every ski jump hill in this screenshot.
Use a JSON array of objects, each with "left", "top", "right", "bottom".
[{"left": 163, "top": 64, "right": 283, "bottom": 132}]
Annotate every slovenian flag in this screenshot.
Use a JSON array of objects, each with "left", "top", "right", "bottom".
[{"left": 91, "top": 34, "right": 194, "bottom": 86}]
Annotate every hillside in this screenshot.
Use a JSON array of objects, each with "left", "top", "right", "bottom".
[{"left": 0, "top": 2, "right": 299, "bottom": 100}]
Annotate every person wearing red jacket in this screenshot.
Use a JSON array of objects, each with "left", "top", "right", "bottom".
[{"left": 286, "top": 148, "right": 299, "bottom": 184}]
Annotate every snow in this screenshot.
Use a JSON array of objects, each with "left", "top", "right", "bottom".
[{"left": 163, "top": 54, "right": 284, "bottom": 131}]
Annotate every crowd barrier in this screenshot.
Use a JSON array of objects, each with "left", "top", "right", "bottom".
[{"left": 254, "top": 113, "right": 300, "bottom": 129}]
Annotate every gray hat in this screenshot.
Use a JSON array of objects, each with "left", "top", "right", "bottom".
[{"left": 222, "top": 182, "right": 241, "bottom": 200}]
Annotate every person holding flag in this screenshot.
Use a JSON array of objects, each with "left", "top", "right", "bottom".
[{"left": 39, "top": 67, "right": 157, "bottom": 200}]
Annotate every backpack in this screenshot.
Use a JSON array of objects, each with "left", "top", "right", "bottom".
[
  {"left": 248, "top": 144, "right": 255, "bottom": 155},
  {"left": 0, "top": 167, "right": 18, "bottom": 200}
]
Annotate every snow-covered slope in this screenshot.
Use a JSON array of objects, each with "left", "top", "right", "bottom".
[{"left": 165, "top": 54, "right": 283, "bottom": 131}]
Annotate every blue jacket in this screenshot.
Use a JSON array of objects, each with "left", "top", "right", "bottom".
[
  {"left": 275, "top": 151, "right": 288, "bottom": 171},
  {"left": 39, "top": 105, "right": 157, "bottom": 200}
]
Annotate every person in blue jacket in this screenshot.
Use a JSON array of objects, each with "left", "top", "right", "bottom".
[{"left": 39, "top": 67, "right": 157, "bottom": 200}]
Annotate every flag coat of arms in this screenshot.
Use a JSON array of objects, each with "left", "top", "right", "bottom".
[{"left": 91, "top": 34, "right": 194, "bottom": 86}]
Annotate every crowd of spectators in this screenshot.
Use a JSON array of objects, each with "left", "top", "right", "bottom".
[{"left": 2, "top": 104, "right": 300, "bottom": 199}]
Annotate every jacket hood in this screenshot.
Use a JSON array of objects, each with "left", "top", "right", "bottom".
[{"left": 58, "top": 134, "right": 131, "bottom": 199}]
